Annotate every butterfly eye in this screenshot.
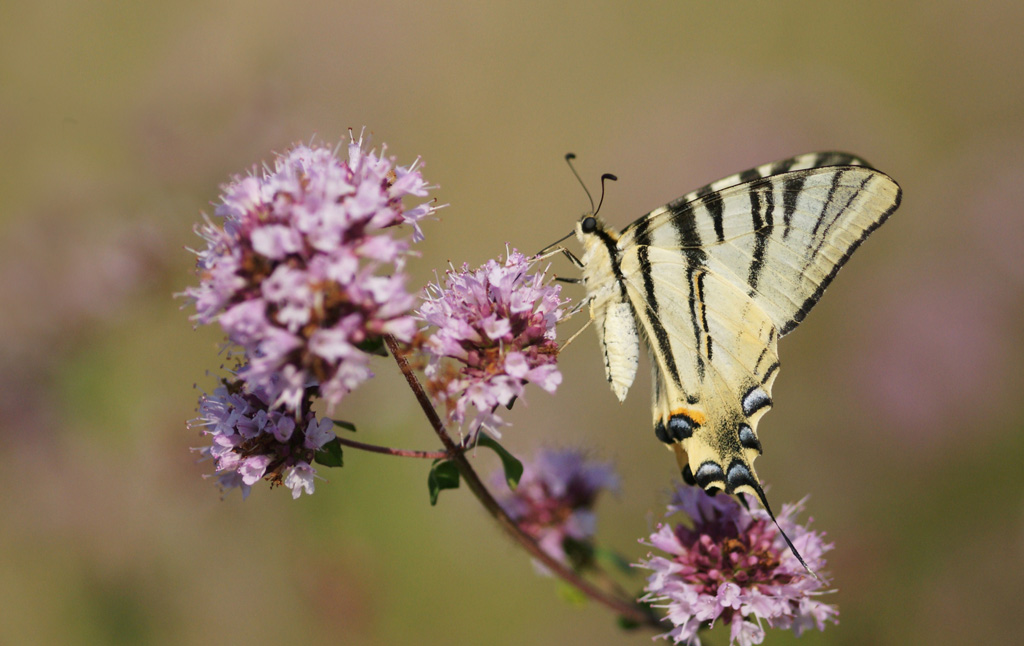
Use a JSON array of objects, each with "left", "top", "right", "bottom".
[{"left": 581, "top": 216, "right": 597, "bottom": 233}]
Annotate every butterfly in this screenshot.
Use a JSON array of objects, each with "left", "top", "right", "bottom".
[{"left": 545, "top": 152, "right": 901, "bottom": 568}]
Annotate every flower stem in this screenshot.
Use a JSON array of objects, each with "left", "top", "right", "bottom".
[
  {"left": 384, "top": 335, "right": 656, "bottom": 627},
  {"left": 332, "top": 434, "right": 449, "bottom": 460}
]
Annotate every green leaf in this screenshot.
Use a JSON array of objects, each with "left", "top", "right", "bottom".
[
  {"left": 594, "top": 546, "right": 634, "bottom": 576},
  {"left": 427, "top": 459, "right": 461, "bottom": 505},
  {"left": 476, "top": 433, "right": 524, "bottom": 490},
  {"left": 332, "top": 419, "right": 357, "bottom": 432},
  {"left": 562, "top": 537, "right": 595, "bottom": 571},
  {"left": 618, "top": 598, "right": 658, "bottom": 631},
  {"left": 356, "top": 336, "right": 388, "bottom": 356},
  {"left": 314, "top": 437, "right": 344, "bottom": 468},
  {"left": 555, "top": 579, "right": 589, "bottom": 606}
]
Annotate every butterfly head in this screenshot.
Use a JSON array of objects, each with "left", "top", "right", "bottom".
[
  {"left": 573, "top": 213, "right": 617, "bottom": 244},
  {"left": 574, "top": 214, "right": 597, "bottom": 239}
]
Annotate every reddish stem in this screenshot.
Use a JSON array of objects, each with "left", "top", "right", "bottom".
[
  {"left": 384, "top": 335, "right": 655, "bottom": 627},
  {"left": 332, "top": 435, "right": 448, "bottom": 460}
]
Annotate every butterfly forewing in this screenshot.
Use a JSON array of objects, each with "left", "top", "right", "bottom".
[
  {"left": 575, "top": 151, "right": 901, "bottom": 499},
  {"left": 618, "top": 163, "right": 901, "bottom": 336}
]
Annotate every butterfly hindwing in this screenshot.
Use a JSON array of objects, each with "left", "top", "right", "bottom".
[
  {"left": 620, "top": 242, "right": 780, "bottom": 497},
  {"left": 574, "top": 152, "right": 901, "bottom": 500}
]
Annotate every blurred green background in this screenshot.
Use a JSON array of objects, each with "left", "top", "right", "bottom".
[{"left": 2, "top": 1, "right": 1021, "bottom": 644}]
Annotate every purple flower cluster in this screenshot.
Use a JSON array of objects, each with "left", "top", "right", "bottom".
[
  {"left": 636, "top": 485, "right": 838, "bottom": 646},
  {"left": 494, "top": 448, "right": 619, "bottom": 564},
  {"left": 185, "top": 132, "right": 436, "bottom": 497},
  {"left": 418, "top": 249, "right": 566, "bottom": 435},
  {"left": 185, "top": 133, "right": 437, "bottom": 413},
  {"left": 190, "top": 377, "right": 335, "bottom": 499}
]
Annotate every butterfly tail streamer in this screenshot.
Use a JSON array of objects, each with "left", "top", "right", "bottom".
[{"left": 748, "top": 484, "right": 818, "bottom": 580}]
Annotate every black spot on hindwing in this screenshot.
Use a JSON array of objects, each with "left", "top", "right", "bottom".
[
  {"left": 654, "top": 412, "right": 697, "bottom": 444},
  {"left": 741, "top": 386, "right": 772, "bottom": 417},
  {"left": 682, "top": 463, "right": 696, "bottom": 486},
  {"left": 738, "top": 424, "right": 762, "bottom": 453},
  {"left": 694, "top": 461, "right": 725, "bottom": 489},
  {"left": 726, "top": 460, "right": 757, "bottom": 493}
]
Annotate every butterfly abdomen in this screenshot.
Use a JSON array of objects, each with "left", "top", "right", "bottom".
[{"left": 600, "top": 301, "right": 639, "bottom": 401}]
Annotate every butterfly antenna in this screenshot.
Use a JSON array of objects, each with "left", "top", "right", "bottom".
[
  {"left": 565, "top": 153, "right": 596, "bottom": 214},
  {"left": 594, "top": 172, "right": 618, "bottom": 216},
  {"left": 748, "top": 483, "right": 818, "bottom": 580}
]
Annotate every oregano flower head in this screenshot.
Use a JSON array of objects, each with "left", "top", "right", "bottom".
[
  {"left": 635, "top": 484, "right": 838, "bottom": 645},
  {"left": 190, "top": 375, "right": 335, "bottom": 499},
  {"left": 494, "top": 448, "right": 619, "bottom": 566},
  {"left": 418, "top": 249, "right": 566, "bottom": 435},
  {"left": 185, "top": 132, "right": 437, "bottom": 413}
]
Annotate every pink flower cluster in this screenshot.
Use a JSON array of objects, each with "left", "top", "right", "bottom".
[
  {"left": 636, "top": 485, "right": 838, "bottom": 646},
  {"left": 185, "top": 132, "right": 436, "bottom": 496},
  {"left": 190, "top": 378, "right": 335, "bottom": 499},
  {"left": 186, "top": 134, "right": 436, "bottom": 413},
  {"left": 418, "top": 249, "right": 565, "bottom": 435}
]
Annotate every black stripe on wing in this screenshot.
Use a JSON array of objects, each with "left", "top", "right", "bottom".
[
  {"left": 781, "top": 174, "right": 807, "bottom": 240},
  {"left": 779, "top": 175, "right": 902, "bottom": 334},
  {"left": 676, "top": 151, "right": 871, "bottom": 211},
  {"left": 669, "top": 199, "right": 712, "bottom": 381},
  {"left": 632, "top": 217, "right": 684, "bottom": 388},
  {"left": 747, "top": 186, "right": 774, "bottom": 292},
  {"left": 688, "top": 267, "right": 708, "bottom": 378}
]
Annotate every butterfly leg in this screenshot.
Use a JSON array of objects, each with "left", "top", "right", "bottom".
[
  {"left": 561, "top": 294, "right": 591, "bottom": 320},
  {"left": 535, "top": 244, "right": 584, "bottom": 269},
  {"left": 558, "top": 305, "right": 594, "bottom": 351}
]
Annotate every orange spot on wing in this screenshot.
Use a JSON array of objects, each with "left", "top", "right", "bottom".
[{"left": 669, "top": 407, "right": 707, "bottom": 427}]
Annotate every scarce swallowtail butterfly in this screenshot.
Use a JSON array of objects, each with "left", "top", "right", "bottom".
[{"left": 545, "top": 152, "right": 901, "bottom": 569}]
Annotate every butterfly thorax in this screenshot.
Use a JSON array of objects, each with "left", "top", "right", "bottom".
[
  {"left": 575, "top": 215, "right": 641, "bottom": 403},
  {"left": 575, "top": 215, "right": 620, "bottom": 301}
]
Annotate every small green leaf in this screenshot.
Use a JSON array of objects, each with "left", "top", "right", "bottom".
[
  {"left": 562, "top": 537, "right": 595, "bottom": 571},
  {"left": 356, "top": 337, "right": 388, "bottom": 356},
  {"left": 314, "top": 437, "right": 344, "bottom": 468},
  {"left": 555, "top": 579, "right": 589, "bottom": 606},
  {"left": 476, "top": 433, "right": 524, "bottom": 489},
  {"left": 332, "top": 419, "right": 357, "bottom": 432},
  {"left": 427, "top": 459, "right": 461, "bottom": 505},
  {"left": 618, "top": 598, "right": 658, "bottom": 630},
  {"left": 594, "top": 546, "right": 634, "bottom": 576}
]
